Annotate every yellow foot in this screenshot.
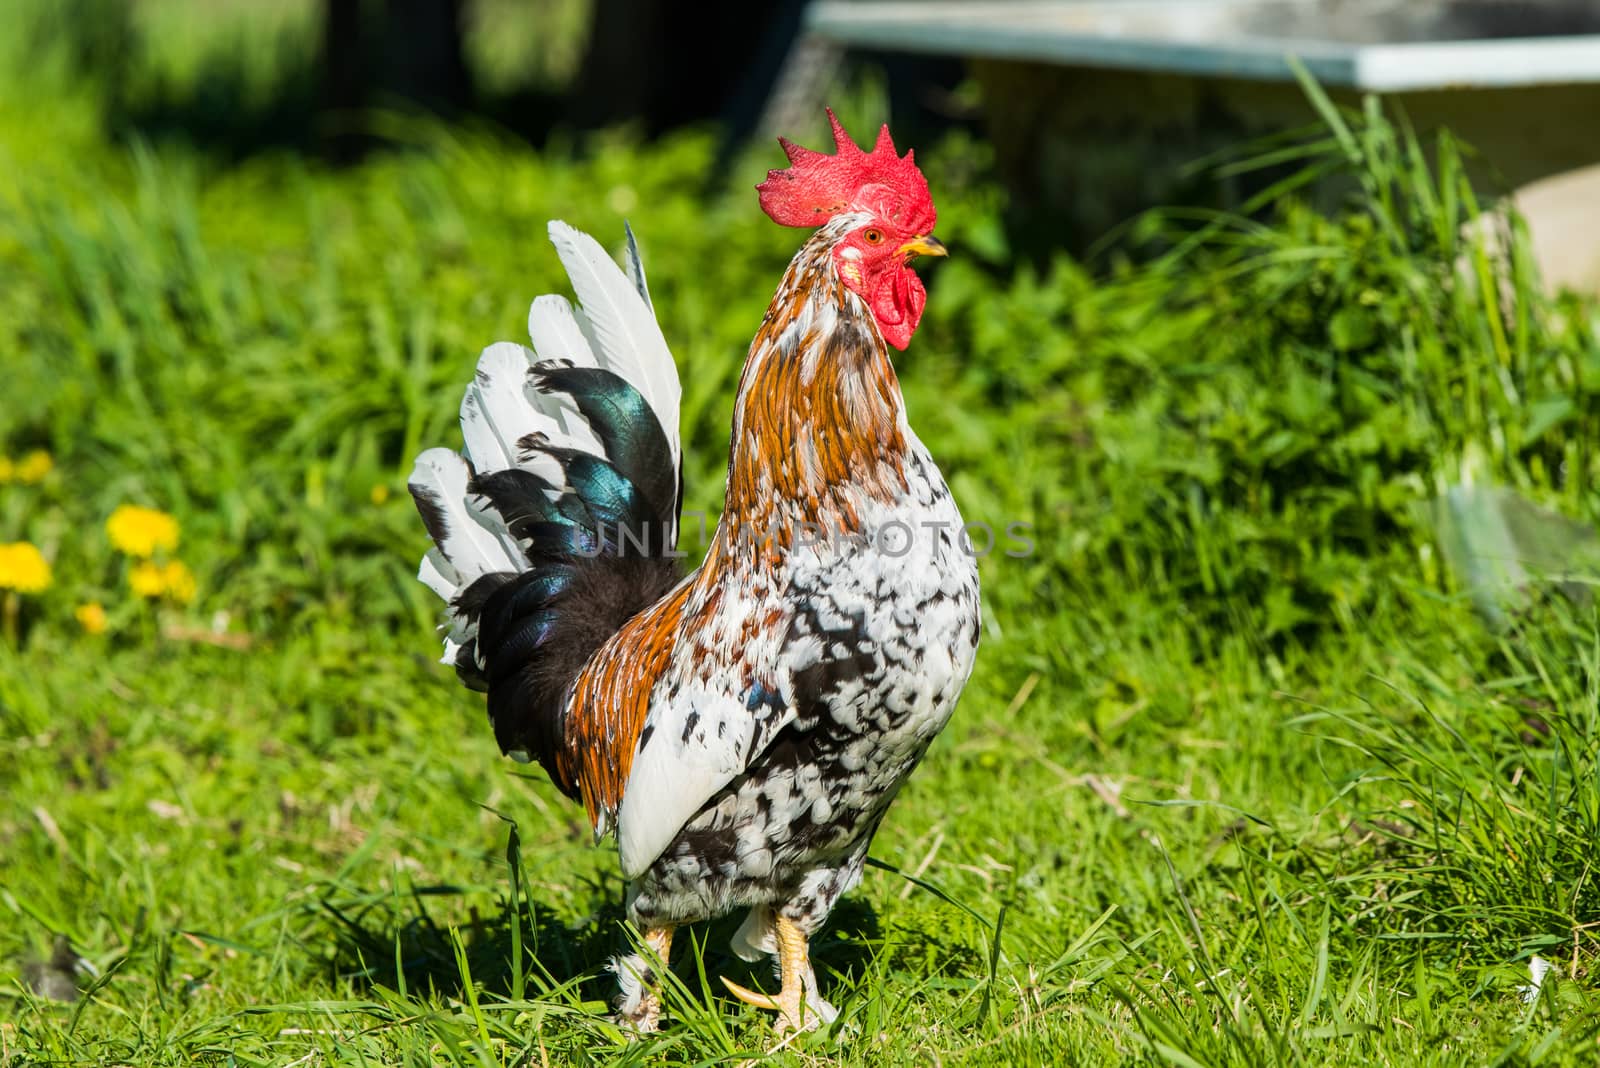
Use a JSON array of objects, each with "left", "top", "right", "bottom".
[
  {"left": 720, "top": 914, "right": 838, "bottom": 1035},
  {"left": 720, "top": 972, "right": 838, "bottom": 1035}
]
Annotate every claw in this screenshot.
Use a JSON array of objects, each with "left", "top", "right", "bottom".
[{"left": 720, "top": 975, "right": 781, "bottom": 1010}]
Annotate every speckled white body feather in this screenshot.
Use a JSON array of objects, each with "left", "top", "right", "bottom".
[{"left": 623, "top": 438, "right": 978, "bottom": 928}]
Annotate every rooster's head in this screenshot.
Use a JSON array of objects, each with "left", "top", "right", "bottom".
[{"left": 757, "top": 109, "right": 943, "bottom": 350}]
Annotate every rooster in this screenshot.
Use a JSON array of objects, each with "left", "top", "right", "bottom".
[{"left": 409, "top": 111, "right": 980, "bottom": 1034}]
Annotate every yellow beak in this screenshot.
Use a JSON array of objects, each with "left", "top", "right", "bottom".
[{"left": 897, "top": 235, "right": 948, "bottom": 260}]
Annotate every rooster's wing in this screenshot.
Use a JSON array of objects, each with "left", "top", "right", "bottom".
[{"left": 615, "top": 678, "right": 797, "bottom": 879}]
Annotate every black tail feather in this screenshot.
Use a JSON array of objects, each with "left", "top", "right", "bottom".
[
  {"left": 477, "top": 552, "right": 679, "bottom": 792},
  {"left": 531, "top": 365, "right": 680, "bottom": 529},
  {"left": 446, "top": 371, "right": 683, "bottom": 789}
]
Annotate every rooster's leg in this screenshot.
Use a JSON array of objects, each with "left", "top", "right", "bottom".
[
  {"left": 721, "top": 915, "right": 838, "bottom": 1034},
  {"left": 612, "top": 924, "right": 673, "bottom": 1034}
]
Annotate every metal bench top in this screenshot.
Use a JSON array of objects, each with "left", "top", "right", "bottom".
[{"left": 804, "top": 0, "right": 1600, "bottom": 91}]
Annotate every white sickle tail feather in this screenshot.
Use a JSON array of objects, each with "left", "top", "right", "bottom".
[
  {"left": 408, "top": 223, "right": 685, "bottom": 775},
  {"left": 545, "top": 221, "right": 681, "bottom": 476}
]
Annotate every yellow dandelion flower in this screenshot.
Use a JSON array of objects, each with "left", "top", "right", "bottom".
[
  {"left": 0, "top": 456, "right": 12, "bottom": 483},
  {"left": 161, "top": 561, "right": 196, "bottom": 604},
  {"left": 15, "top": 450, "right": 52, "bottom": 484},
  {"left": 128, "top": 559, "right": 197, "bottom": 603},
  {"left": 0, "top": 542, "right": 52, "bottom": 593},
  {"left": 370, "top": 483, "right": 391, "bottom": 505},
  {"left": 75, "top": 602, "right": 108, "bottom": 635},
  {"left": 129, "top": 560, "right": 166, "bottom": 598},
  {"left": 107, "top": 505, "right": 180, "bottom": 558}
]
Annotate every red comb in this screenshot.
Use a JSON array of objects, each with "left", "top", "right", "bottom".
[{"left": 757, "top": 108, "right": 935, "bottom": 234}]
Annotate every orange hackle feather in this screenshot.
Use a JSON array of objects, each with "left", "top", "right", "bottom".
[{"left": 722, "top": 251, "right": 908, "bottom": 546}]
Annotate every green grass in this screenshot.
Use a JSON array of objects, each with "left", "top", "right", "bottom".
[{"left": 5, "top": 11, "right": 1600, "bottom": 1066}]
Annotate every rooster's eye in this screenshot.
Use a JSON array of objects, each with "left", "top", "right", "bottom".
[{"left": 863, "top": 229, "right": 883, "bottom": 245}]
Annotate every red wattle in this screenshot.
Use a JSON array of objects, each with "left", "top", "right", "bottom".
[{"left": 871, "top": 268, "right": 926, "bottom": 351}]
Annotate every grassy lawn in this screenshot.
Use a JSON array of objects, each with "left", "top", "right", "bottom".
[{"left": 4, "top": 9, "right": 1600, "bottom": 1066}]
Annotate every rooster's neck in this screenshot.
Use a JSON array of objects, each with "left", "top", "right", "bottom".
[{"left": 719, "top": 225, "right": 911, "bottom": 555}]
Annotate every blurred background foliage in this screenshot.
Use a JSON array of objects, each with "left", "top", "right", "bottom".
[{"left": 9, "top": 0, "right": 833, "bottom": 156}]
